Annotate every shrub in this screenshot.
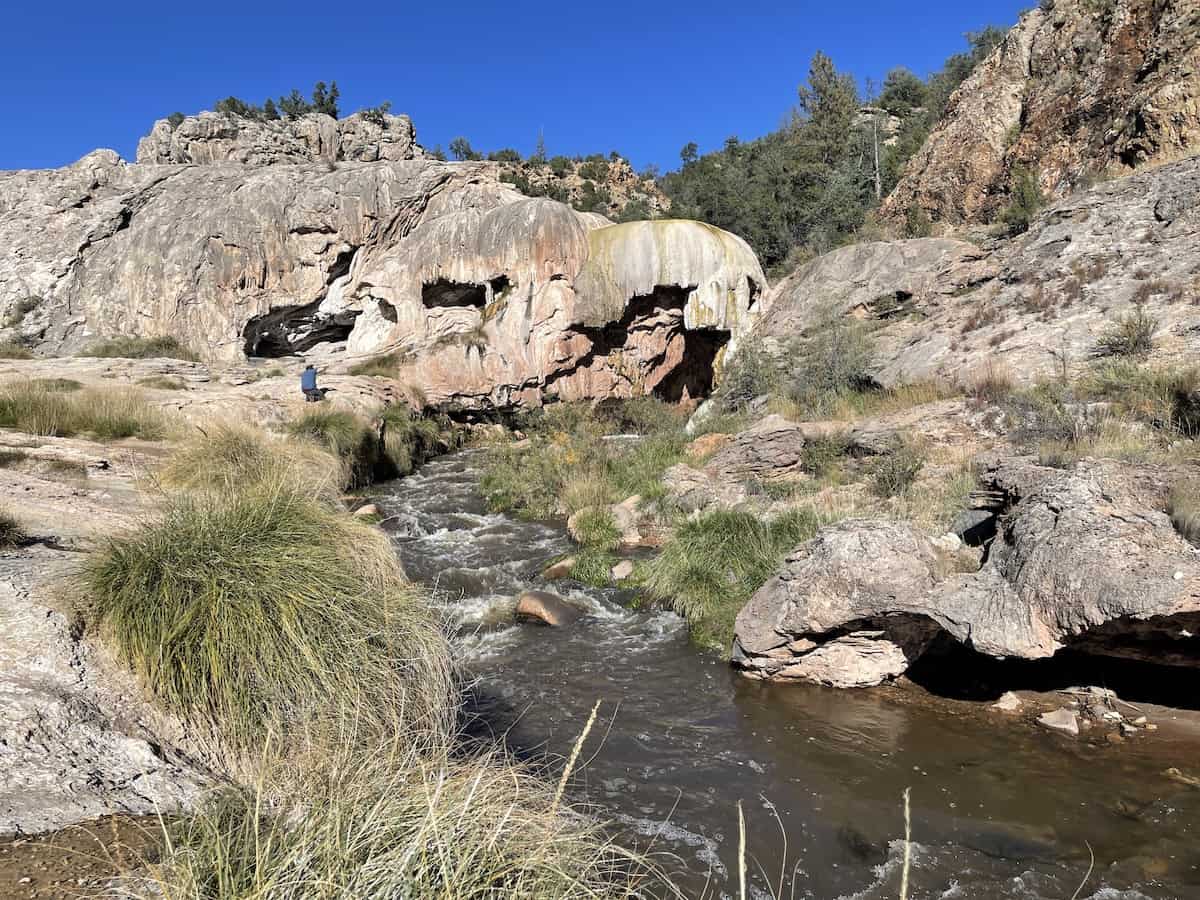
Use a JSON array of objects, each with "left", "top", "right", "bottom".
[
  {"left": 715, "top": 337, "right": 780, "bottom": 411},
  {"left": 0, "top": 380, "right": 169, "bottom": 441},
  {"left": 785, "top": 313, "right": 878, "bottom": 416},
  {"left": 1093, "top": 307, "right": 1158, "bottom": 359},
  {"left": 869, "top": 440, "right": 926, "bottom": 497},
  {"left": 998, "top": 165, "right": 1044, "bottom": 236},
  {"left": 800, "top": 432, "right": 851, "bottom": 477},
  {"left": 0, "top": 510, "right": 27, "bottom": 548},
  {"left": 80, "top": 482, "right": 451, "bottom": 756},
  {"left": 4, "top": 296, "right": 41, "bottom": 328},
  {"left": 80, "top": 335, "right": 199, "bottom": 361},
  {"left": 967, "top": 362, "right": 1015, "bottom": 405},
  {"left": 904, "top": 203, "right": 933, "bottom": 238},
  {"left": 378, "top": 403, "right": 446, "bottom": 477},
  {"left": 641, "top": 507, "right": 819, "bottom": 650},
  {"left": 0, "top": 341, "right": 33, "bottom": 359},
  {"left": 1169, "top": 481, "right": 1200, "bottom": 546}
]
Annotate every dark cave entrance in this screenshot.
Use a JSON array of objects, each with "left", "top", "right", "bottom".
[
  {"left": 567, "top": 285, "right": 731, "bottom": 403},
  {"left": 242, "top": 299, "right": 360, "bottom": 357},
  {"left": 422, "top": 275, "right": 510, "bottom": 309}
]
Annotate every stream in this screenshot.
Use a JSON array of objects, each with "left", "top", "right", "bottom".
[{"left": 374, "top": 450, "right": 1200, "bottom": 900}]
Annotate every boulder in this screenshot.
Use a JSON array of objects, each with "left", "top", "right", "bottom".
[
  {"left": 1037, "top": 709, "right": 1080, "bottom": 737},
  {"left": 732, "top": 456, "right": 1200, "bottom": 687},
  {"left": 611, "top": 559, "right": 635, "bottom": 581},
  {"left": 685, "top": 432, "right": 732, "bottom": 460},
  {"left": 352, "top": 503, "right": 380, "bottom": 519},
  {"left": 992, "top": 692, "right": 1023, "bottom": 713},
  {"left": 515, "top": 590, "right": 583, "bottom": 627},
  {"left": 541, "top": 557, "right": 576, "bottom": 580},
  {"left": 662, "top": 463, "right": 749, "bottom": 513},
  {"left": 706, "top": 415, "right": 806, "bottom": 477}
]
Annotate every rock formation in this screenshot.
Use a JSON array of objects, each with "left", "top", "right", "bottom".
[
  {"left": 0, "top": 117, "right": 764, "bottom": 413},
  {"left": 496, "top": 154, "right": 670, "bottom": 220},
  {"left": 883, "top": 0, "right": 1200, "bottom": 226},
  {"left": 765, "top": 153, "right": 1200, "bottom": 387},
  {"left": 733, "top": 457, "right": 1200, "bottom": 687}
]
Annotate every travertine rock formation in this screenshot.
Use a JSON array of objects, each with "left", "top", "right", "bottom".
[
  {"left": 733, "top": 457, "right": 1200, "bottom": 687},
  {"left": 883, "top": 0, "right": 1200, "bottom": 225},
  {"left": 766, "top": 154, "right": 1200, "bottom": 387},
  {"left": 0, "top": 122, "right": 765, "bottom": 412},
  {"left": 136, "top": 111, "right": 422, "bottom": 165}
]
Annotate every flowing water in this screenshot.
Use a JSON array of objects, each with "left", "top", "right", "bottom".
[{"left": 375, "top": 451, "right": 1200, "bottom": 900}]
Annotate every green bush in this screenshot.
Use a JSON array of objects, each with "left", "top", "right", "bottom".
[
  {"left": 1092, "top": 307, "right": 1158, "bottom": 359},
  {"left": 801, "top": 432, "right": 851, "bottom": 477},
  {"left": 715, "top": 337, "right": 780, "bottom": 411},
  {"left": 80, "top": 336, "right": 199, "bottom": 361},
  {"left": 998, "top": 165, "right": 1045, "bottom": 236},
  {"left": 869, "top": 440, "right": 926, "bottom": 497},
  {"left": 641, "top": 508, "right": 819, "bottom": 649},
  {"left": 80, "top": 482, "right": 451, "bottom": 755},
  {"left": 785, "top": 312, "right": 878, "bottom": 416}
]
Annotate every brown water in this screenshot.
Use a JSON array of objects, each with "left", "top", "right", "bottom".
[{"left": 376, "top": 450, "right": 1200, "bottom": 899}]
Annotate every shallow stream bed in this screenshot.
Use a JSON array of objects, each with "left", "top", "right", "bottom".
[{"left": 375, "top": 450, "right": 1200, "bottom": 899}]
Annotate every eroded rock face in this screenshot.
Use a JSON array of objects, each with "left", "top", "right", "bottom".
[
  {"left": 765, "top": 154, "right": 1200, "bottom": 387},
  {"left": 732, "top": 458, "right": 1200, "bottom": 687},
  {"left": 883, "top": 0, "right": 1200, "bottom": 226},
  {"left": 136, "top": 111, "right": 422, "bottom": 165},
  {"left": 0, "top": 132, "right": 766, "bottom": 412}
]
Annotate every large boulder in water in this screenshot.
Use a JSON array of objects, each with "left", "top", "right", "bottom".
[
  {"left": 516, "top": 590, "right": 583, "bottom": 627},
  {"left": 733, "top": 457, "right": 1200, "bottom": 687}
]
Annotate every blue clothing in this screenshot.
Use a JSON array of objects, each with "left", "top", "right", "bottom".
[{"left": 300, "top": 368, "right": 317, "bottom": 391}]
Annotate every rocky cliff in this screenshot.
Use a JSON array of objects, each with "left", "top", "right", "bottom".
[
  {"left": 0, "top": 119, "right": 764, "bottom": 412},
  {"left": 883, "top": 0, "right": 1200, "bottom": 226}
]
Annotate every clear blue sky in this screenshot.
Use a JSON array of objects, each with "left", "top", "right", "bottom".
[{"left": 4, "top": 0, "right": 1030, "bottom": 173}]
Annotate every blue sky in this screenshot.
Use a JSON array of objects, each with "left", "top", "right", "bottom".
[{"left": 4, "top": 0, "right": 1030, "bottom": 172}]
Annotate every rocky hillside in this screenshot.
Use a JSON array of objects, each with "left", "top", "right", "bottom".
[
  {"left": 0, "top": 119, "right": 761, "bottom": 413},
  {"left": 496, "top": 154, "right": 670, "bottom": 220},
  {"left": 883, "top": 0, "right": 1200, "bottom": 226}
]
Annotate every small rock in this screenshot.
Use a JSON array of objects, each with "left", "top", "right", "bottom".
[
  {"left": 352, "top": 503, "right": 380, "bottom": 519},
  {"left": 1133, "top": 715, "right": 1148, "bottom": 726},
  {"left": 992, "top": 691, "right": 1022, "bottom": 712},
  {"left": 611, "top": 559, "right": 634, "bottom": 581},
  {"left": 542, "top": 557, "right": 576, "bottom": 580},
  {"left": 516, "top": 590, "right": 582, "bottom": 627},
  {"left": 1037, "top": 708, "right": 1080, "bottom": 736},
  {"left": 1145, "top": 723, "right": 1158, "bottom": 731},
  {"left": 1105, "top": 731, "right": 1125, "bottom": 745},
  {"left": 1121, "top": 723, "right": 1138, "bottom": 735}
]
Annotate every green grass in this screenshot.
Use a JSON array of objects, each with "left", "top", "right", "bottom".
[
  {"left": 641, "top": 507, "right": 820, "bottom": 650},
  {"left": 79, "top": 480, "right": 452, "bottom": 757},
  {"left": 0, "top": 510, "right": 27, "bottom": 548},
  {"left": 80, "top": 335, "right": 199, "bottom": 361},
  {"left": 0, "top": 380, "right": 170, "bottom": 440},
  {"left": 285, "top": 408, "right": 379, "bottom": 488},
  {"left": 379, "top": 403, "right": 446, "bottom": 476},
  {"left": 0, "top": 341, "right": 33, "bottom": 359},
  {"left": 136, "top": 375, "right": 187, "bottom": 390}
]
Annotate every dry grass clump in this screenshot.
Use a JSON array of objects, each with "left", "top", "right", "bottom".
[
  {"left": 133, "top": 726, "right": 671, "bottom": 900},
  {"left": 136, "top": 375, "right": 187, "bottom": 391},
  {"left": 869, "top": 439, "right": 926, "bottom": 498},
  {"left": 0, "top": 379, "right": 170, "bottom": 440},
  {"left": 0, "top": 341, "right": 34, "bottom": 359},
  {"left": 285, "top": 407, "right": 379, "bottom": 488},
  {"left": 967, "top": 362, "right": 1015, "bottom": 405},
  {"left": 346, "top": 350, "right": 410, "bottom": 378},
  {"left": 0, "top": 509, "right": 28, "bottom": 548},
  {"left": 80, "top": 335, "right": 199, "bottom": 361},
  {"left": 1168, "top": 480, "right": 1200, "bottom": 546},
  {"left": 158, "top": 422, "right": 343, "bottom": 500},
  {"left": 79, "top": 480, "right": 452, "bottom": 757}
]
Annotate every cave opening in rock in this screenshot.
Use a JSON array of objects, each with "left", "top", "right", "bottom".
[
  {"left": 558, "top": 285, "right": 731, "bottom": 404},
  {"left": 242, "top": 300, "right": 360, "bottom": 357},
  {"left": 422, "top": 275, "right": 510, "bottom": 309},
  {"left": 905, "top": 617, "right": 1200, "bottom": 710}
]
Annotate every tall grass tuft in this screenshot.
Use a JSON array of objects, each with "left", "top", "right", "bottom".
[
  {"left": 0, "top": 379, "right": 169, "bottom": 440},
  {"left": 641, "top": 508, "right": 819, "bottom": 650},
  {"left": 133, "top": 728, "right": 672, "bottom": 900},
  {"left": 80, "top": 335, "right": 199, "bottom": 361},
  {"left": 1092, "top": 307, "right": 1158, "bottom": 359},
  {"left": 285, "top": 407, "right": 378, "bottom": 488},
  {"left": 79, "top": 481, "right": 452, "bottom": 757},
  {"left": 379, "top": 403, "right": 445, "bottom": 476},
  {"left": 158, "top": 422, "right": 343, "bottom": 500},
  {"left": 346, "top": 350, "right": 409, "bottom": 378}
]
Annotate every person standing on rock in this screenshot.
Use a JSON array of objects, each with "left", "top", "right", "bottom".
[{"left": 301, "top": 364, "right": 322, "bottom": 402}]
